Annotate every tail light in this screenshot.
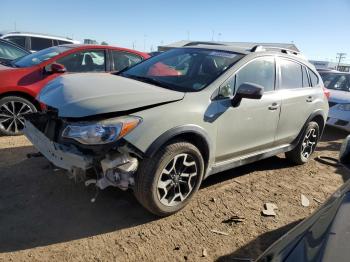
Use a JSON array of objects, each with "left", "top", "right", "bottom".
[{"left": 323, "top": 86, "right": 330, "bottom": 100}]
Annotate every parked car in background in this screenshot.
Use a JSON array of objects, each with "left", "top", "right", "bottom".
[
  {"left": 0, "top": 44, "right": 149, "bottom": 135},
  {"left": 1, "top": 32, "right": 80, "bottom": 52},
  {"left": 319, "top": 71, "right": 350, "bottom": 132},
  {"left": 256, "top": 135, "right": 350, "bottom": 262},
  {"left": 0, "top": 38, "right": 30, "bottom": 65},
  {"left": 24, "top": 44, "right": 329, "bottom": 216}
]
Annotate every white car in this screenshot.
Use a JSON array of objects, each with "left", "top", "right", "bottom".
[
  {"left": 0, "top": 32, "right": 80, "bottom": 52},
  {"left": 319, "top": 71, "right": 350, "bottom": 132}
]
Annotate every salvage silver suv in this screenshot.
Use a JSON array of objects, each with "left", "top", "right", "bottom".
[{"left": 24, "top": 44, "right": 329, "bottom": 216}]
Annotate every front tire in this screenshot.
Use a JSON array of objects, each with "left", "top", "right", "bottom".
[
  {"left": 134, "top": 140, "right": 205, "bottom": 217},
  {"left": 0, "top": 96, "right": 37, "bottom": 136},
  {"left": 285, "top": 121, "right": 320, "bottom": 164}
]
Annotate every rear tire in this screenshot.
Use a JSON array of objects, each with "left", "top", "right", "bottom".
[
  {"left": 134, "top": 140, "right": 205, "bottom": 217},
  {"left": 285, "top": 121, "right": 320, "bottom": 164},
  {"left": 0, "top": 96, "right": 37, "bottom": 136}
]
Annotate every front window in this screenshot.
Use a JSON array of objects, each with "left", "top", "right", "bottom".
[
  {"left": 14, "top": 46, "right": 72, "bottom": 68},
  {"left": 219, "top": 57, "right": 275, "bottom": 98},
  {"left": 320, "top": 73, "right": 350, "bottom": 92},
  {"left": 5, "top": 36, "right": 26, "bottom": 48},
  {"left": 120, "top": 48, "right": 243, "bottom": 92},
  {"left": 56, "top": 50, "right": 106, "bottom": 72}
]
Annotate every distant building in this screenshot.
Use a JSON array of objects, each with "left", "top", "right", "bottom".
[
  {"left": 84, "top": 39, "right": 98, "bottom": 45},
  {"left": 309, "top": 60, "right": 350, "bottom": 72}
]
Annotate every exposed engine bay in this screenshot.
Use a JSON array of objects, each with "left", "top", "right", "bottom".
[{"left": 23, "top": 111, "right": 141, "bottom": 192}]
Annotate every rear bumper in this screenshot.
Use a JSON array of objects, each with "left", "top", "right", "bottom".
[{"left": 23, "top": 121, "right": 93, "bottom": 171}]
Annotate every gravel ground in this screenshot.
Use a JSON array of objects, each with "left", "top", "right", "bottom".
[{"left": 0, "top": 127, "right": 349, "bottom": 261}]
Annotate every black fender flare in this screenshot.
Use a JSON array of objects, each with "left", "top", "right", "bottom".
[
  {"left": 292, "top": 109, "right": 326, "bottom": 147},
  {"left": 144, "top": 124, "right": 214, "bottom": 163}
]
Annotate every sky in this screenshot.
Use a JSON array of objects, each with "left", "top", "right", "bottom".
[{"left": 1, "top": 0, "right": 349, "bottom": 62}]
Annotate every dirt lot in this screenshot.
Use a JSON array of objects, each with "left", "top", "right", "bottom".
[{"left": 0, "top": 127, "right": 349, "bottom": 262}]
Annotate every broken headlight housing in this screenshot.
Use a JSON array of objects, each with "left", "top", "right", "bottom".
[{"left": 62, "top": 116, "right": 142, "bottom": 145}]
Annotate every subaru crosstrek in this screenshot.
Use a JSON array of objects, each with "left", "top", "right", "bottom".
[{"left": 23, "top": 44, "right": 329, "bottom": 216}]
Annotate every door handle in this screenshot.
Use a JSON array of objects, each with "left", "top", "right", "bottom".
[
  {"left": 268, "top": 102, "right": 279, "bottom": 110},
  {"left": 306, "top": 96, "right": 313, "bottom": 102}
]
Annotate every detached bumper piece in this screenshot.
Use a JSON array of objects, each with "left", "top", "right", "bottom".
[{"left": 23, "top": 121, "right": 93, "bottom": 171}]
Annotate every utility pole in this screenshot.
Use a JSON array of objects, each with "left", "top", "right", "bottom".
[{"left": 336, "top": 53, "right": 347, "bottom": 71}]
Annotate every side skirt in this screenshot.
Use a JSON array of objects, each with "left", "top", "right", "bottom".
[{"left": 207, "top": 143, "right": 295, "bottom": 177}]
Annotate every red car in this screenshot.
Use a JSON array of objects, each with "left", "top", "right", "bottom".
[{"left": 0, "top": 44, "right": 149, "bottom": 135}]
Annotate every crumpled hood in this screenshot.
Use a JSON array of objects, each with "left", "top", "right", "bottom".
[
  {"left": 38, "top": 73, "right": 185, "bottom": 117},
  {"left": 329, "top": 89, "right": 350, "bottom": 104}
]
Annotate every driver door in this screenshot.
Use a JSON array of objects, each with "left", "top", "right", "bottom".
[{"left": 215, "top": 56, "right": 281, "bottom": 162}]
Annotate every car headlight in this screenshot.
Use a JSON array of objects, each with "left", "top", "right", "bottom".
[
  {"left": 62, "top": 116, "right": 142, "bottom": 145},
  {"left": 336, "top": 103, "right": 350, "bottom": 111}
]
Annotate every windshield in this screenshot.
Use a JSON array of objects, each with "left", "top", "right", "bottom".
[
  {"left": 0, "top": 41, "right": 29, "bottom": 61},
  {"left": 120, "top": 48, "right": 243, "bottom": 92},
  {"left": 14, "top": 46, "right": 72, "bottom": 68},
  {"left": 320, "top": 72, "right": 350, "bottom": 92}
]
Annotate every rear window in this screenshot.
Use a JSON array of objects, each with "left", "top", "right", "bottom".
[
  {"left": 302, "top": 66, "right": 309, "bottom": 87},
  {"left": 31, "top": 37, "right": 53, "bottom": 51},
  {"left": 280, "top": 59, "right": 303, "bottom": 89}
]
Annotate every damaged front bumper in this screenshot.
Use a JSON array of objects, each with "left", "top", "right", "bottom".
[
  {"left": 23, "top": 121, "right": 93, "bottom": 171},
  {"left": 23, "top": 120, "right": 138, "bottom": 191}
]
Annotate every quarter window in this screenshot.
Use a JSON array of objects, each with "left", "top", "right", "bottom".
[
  {"left": 111, "top": 51, "right": 142, "bottom": 72},
  {"left": 56, "top": 50, "right": 106, "bottom": 72},
  {"left": 280, "top": 59, "right": 303, "bottom": 89}
]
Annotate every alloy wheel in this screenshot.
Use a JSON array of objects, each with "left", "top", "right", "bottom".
[
  {"left": 0, "top": 100, "right": 33, "bottom": 134},
  {"left": 157, "top": 153, "right": 198, "bottom": 207},
  {"left": 301, "top": 128, "right": 318, "bottom": 159}
]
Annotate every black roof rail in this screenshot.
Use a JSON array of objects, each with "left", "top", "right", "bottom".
[
  {"left": 184, "top": 41, "right": 224, "bottom": 47},
  {"left": 251, "top": 45, "right": 300, "bottom": 55}
]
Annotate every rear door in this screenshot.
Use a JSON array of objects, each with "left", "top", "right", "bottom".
[{"left": 275, "top": 58, "right": 317, "bottom": 145}]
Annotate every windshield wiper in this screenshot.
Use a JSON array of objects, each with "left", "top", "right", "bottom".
[{"left": 125, "top": 75, "right": 172, "bottom": 89}]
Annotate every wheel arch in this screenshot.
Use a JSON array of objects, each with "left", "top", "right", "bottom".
[
  {"left": 292, "top": 110, "right": 326, "bottom": 147},
  {"left": 144, "top": 125, "right": 213, "bottom": 172},
  {"left": 0, "top": 91, "right": 41, "bottom": 110}
]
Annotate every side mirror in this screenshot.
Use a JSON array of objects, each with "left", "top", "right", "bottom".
[
  {"left": 45, "top": 63, "right": 66, "bottom": 74},
  {"left": 340, "top": 135, "right": 350, "bottom": 168},
  {"left": 231, "top": 82, "right": 264, "bottom": 107}
]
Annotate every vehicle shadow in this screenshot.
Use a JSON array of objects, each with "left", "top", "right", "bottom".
[
  {"left": 0, "top": 155, "right": 155, "bottom": 253},
  {"left": 216, "top": 220, "right": 302, "bottom": 261},
  {"left": 0, "top": 127, "right": 347, "bottom": 253}
]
